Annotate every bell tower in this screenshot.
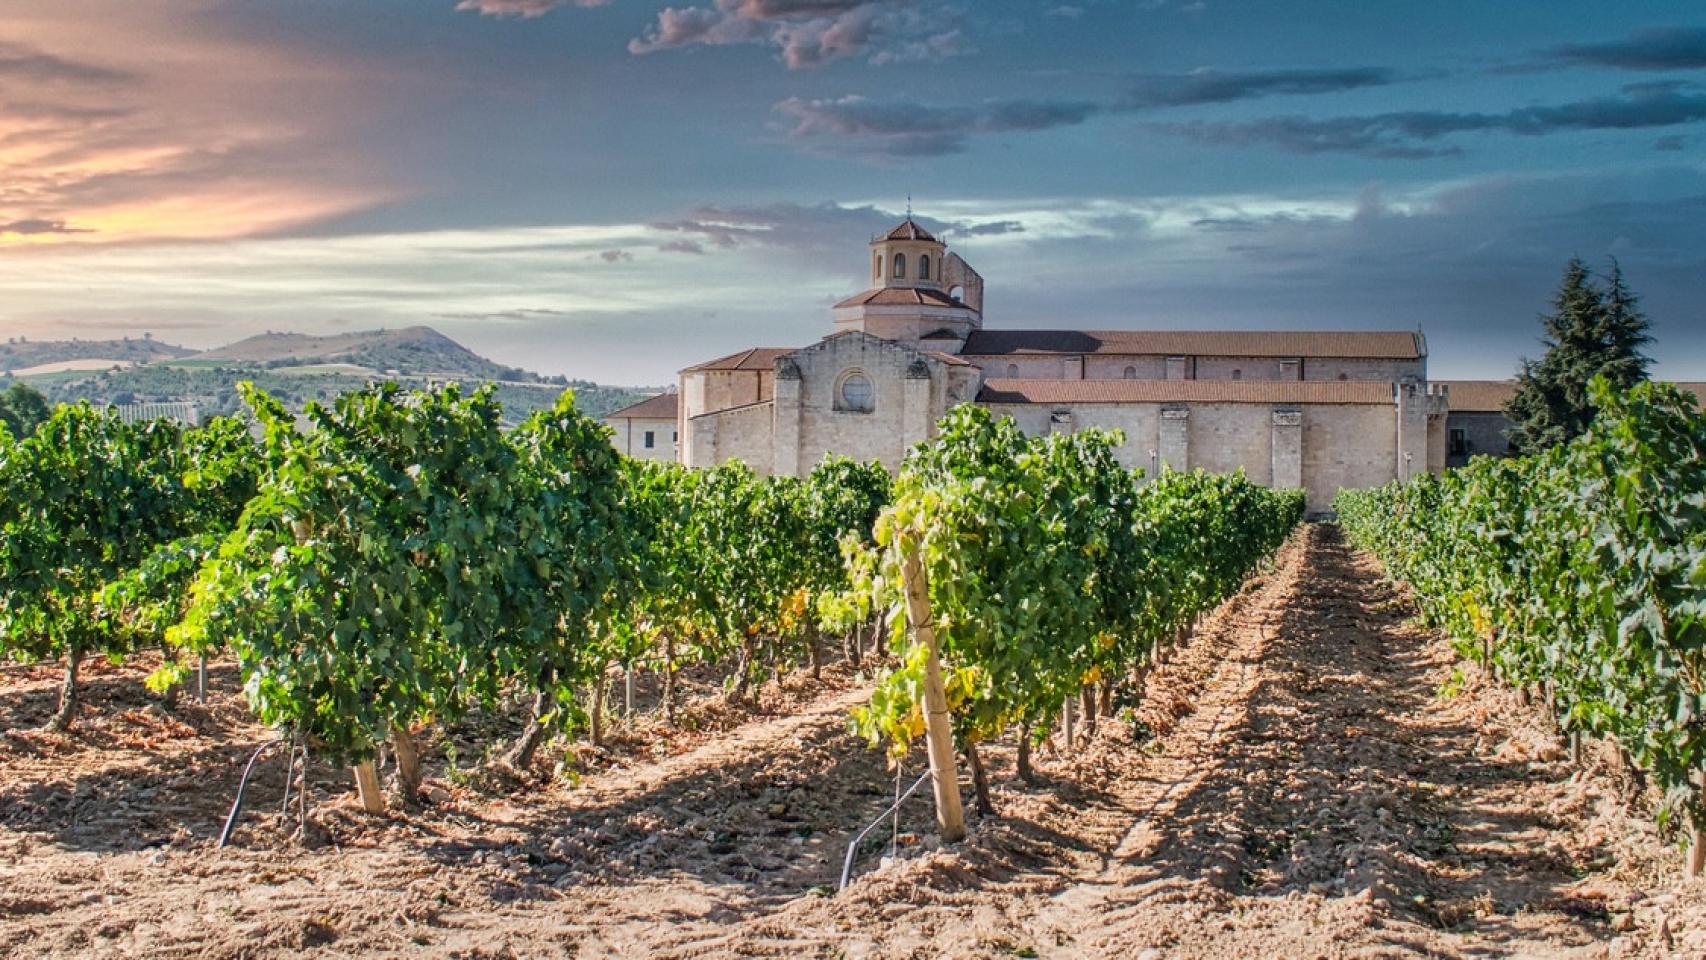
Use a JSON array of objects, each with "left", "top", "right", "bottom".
[
  {"left": 870, "top": 218, "right": 947, "bottom": 291},
  {"left": 833, "top": 214, "right": 983, "bottom": 348}
]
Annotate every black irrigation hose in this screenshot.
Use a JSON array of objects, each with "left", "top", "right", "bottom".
[{"left": 217, "top": 738, "right": 288, "bottom": 849}]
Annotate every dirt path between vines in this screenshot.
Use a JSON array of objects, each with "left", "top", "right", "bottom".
[{"left": 1, "top": 524, "right": 1701, "bottom": 959}]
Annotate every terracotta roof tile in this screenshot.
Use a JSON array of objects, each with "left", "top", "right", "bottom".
[
  {"left": 1439, "top": 380, "right": 1706, "bottom": 413},
  {"left": 681, "top": 347, "right": 795, "bottom": 373},
  {"left": 605, "top": 393, "right": 679, "bottom": 420},
  {"left": 961, "top": 329, "right": 1423, "bottom": 360},
  {"left": 1435, "top": 380, "right": 1515, "bottom": 413},
  {"left": 976, "top": 378, "right": 1395, "bottom": 405},
  {"left": 923, "top": 350, "right": 976, "bottom": 367},
  {"left": 834, "top": 287, "right": 966, "bottom": 309},
  {"left": 878, "top": 218, "right": 937, "bottom": 242}
]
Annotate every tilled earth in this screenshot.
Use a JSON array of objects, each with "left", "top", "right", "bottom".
[{"left": 1, "top": 524, "right": 1701, "bottom": 958}]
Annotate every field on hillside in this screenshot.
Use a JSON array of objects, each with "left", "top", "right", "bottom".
[{"left": 1, "top": 526, "right": 1701, "bottom": 959}]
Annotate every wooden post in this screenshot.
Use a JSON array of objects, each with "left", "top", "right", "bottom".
[
  {"left": 900, "top": 538, "right": 965, "bottom": 843},
  {"left": 197, "top": 654, "right": 208, "bottom": 704},
  {"left": 352, "top": 761, "right": 384, "bottom": 814},
  {"left": 390, "top": 724, "right": 421, "bottom": 798},
  {"left": 1689, "top": 771, "right": 1706, "bottom": 882}
]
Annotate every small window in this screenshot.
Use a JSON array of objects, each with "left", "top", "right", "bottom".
[
  {"left": 672, "top": 431, "right": 678, "bottom": 443},
  {"left": 919, "top": 254, "right": 930, "bottom": 280},
  {"left": 1338, "top": 373, "right": 1348, "bottom": 381},
  {"left": 643, "top": 430, "right": 655, "bottom": 449},
  {"left": 1123, "top": 366, "right": 1136, "bottom": 379},
  {"left": 1449, "top": 428, "right": 1468, "bottom": 457},
  {"left": 1232, "top": 369, "right": 1242, "bottom": 381},
  {"left": 893, "top": 252, "right": 906, "bottom": 279},
  {"left": 838, "top": 372, "right": 874, "bottom": 412},
  {"left": 874, "top": 252, "right": 882, "bottom": 281},
  {"left": 1007, "top": 363, "right": 1019, "bottom": 377}
]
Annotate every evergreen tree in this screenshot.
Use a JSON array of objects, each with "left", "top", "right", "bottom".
[{"left": 1505, "top": 258, "right": 1652, "bottom": 454}]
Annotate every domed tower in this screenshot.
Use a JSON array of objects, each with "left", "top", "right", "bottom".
[{"left": 832, "top": 216, "right": 983, "bottom": 349}]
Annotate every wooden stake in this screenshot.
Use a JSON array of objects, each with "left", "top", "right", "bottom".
[
  {"left": 352, "top": 761, "right": 384, "bottom": 814},
  {"left": 900, "top": 538, "right": 965, "bottom": 843},
  {"left": 390, "top": 724, "right": 421, "bottom": 798},
  {"left": 1690, "top": 771, "right": 1706, "bottom": 882}
]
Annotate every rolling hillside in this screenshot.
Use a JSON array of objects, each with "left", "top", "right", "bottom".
[{"left": 3, "top": 327, "right": 658, "bottom": 424}]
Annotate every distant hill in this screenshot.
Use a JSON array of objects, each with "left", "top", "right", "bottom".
[
  {"left": 3, "top": 326, "right": 659, "bottom": 425},
  {"left": 0, "top": 337, "right": 193, "bottom": 374},
  {"left": 196, "top": 326, "right": 534, "bottom": 381}
]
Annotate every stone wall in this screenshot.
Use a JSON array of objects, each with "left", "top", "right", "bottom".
[
  {"left": 1302, "top": 404, "right": 1397, "bottom": 513},
  {"left": 685, "top": 401, "right": 774, "bottom": 474},
  {"left": 606, "top": 417, "right": 678, "bottom": 461},
  {"left": 780, "top": 333, "right": 955, "bottom": 474},
  {"left": 1446, "top": 410, "right": 1515, "bottom": 468}
]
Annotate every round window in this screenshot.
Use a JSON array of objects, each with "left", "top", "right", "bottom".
[{"left": 840, "top": 373, "right": 874, "bottom": 411}]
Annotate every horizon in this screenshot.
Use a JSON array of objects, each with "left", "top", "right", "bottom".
[{"left": 0, "top": 2, "right": 1702, "bottom": 385}]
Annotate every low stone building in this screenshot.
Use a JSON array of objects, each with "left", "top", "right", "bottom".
[
  {"left": 604, "top": 392, "right": 680, "bottom": 462},
  {"left": 675, "top": 216, "right": 1452, "bottom": 512},
  {"left": 1437, "top": 379, "right": 1705, "bottom": 469}
]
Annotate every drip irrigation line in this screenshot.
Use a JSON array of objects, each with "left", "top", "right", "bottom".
[
  {"left": 217, "top": 737, "right": 288, "bottom": 849},
  {"left": 839, "top": 769, "right": 931, "bottom": 892}
]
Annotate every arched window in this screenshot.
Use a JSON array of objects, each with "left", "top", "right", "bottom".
[
  {"left": 874, "top": 252, "right": 882, "bottom": 281},
  {"left": 1338, "top": 373, "right": 1349, "bottom": 381},
  {"left": 837, "top": 371, "right": 875, "bottom": 413},
  {"left": 919, "top": 254, "right": 930, "bottom": 280},
  {"left": 1232, "top": 369, "right": 1242, "bottom": 381},
  {"left": 1006, "top": 363, "right": 1019, "bottom": 377},
  {"left": 1122, "top": 366, "right": 1136, "bottom": 380},
  {"left": 893, "top": 252, "right": 906, "bottom": 279}
]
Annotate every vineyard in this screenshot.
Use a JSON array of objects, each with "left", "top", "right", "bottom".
[
  {"left": 1337, "top": 378, "right": 1706, "bottom": 881},
  {"left": 1, "top": 382, "right": 1702, "bottom": 958}
]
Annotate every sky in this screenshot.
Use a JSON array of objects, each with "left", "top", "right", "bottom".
[{"left": 0, "top": 0, "right": 1702, "bottom": 386}]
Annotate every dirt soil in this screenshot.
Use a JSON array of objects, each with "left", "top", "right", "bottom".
[{"left": 1, "top": 524, "right": 1702, "bottom": 958}]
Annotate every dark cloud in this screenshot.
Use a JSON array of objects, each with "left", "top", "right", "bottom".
[
  {"left": 775, "top": 94, "right": 1099, "bottom": 157},
  {"left": 1543, "top": 27, "right": 1706, "bottom": 71},
  {"left": 0, "top": 42, "right": 130, "bottom": 86},
  {"left": 656, "top": 239, "right": 708, "bottom": 254},
  {"left": 1125, "top": 66, "right": 1397, "bottom": 108},
  {"left": 453, "top": 0, "right": 609, "bottom": 18},
  {"left": 0, "top": 218, "right": 90, "bottom": 235},
  {"left": 629, "top": 0, "right": 966, "bottom": 69},
  {"left": 1655, "top": 133, "right": 1689, "bottom": 151},
  {"left": 959, "top": 219, "right": 1025, "bottom": 236},
  {"left": 1154, "top": 83, "right": 1706, "bottom": 158},
  {"left": 597, "top": 248, "right": 633, "bottom": 262}
]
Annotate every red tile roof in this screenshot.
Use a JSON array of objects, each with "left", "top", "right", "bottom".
[
  {"left": 605, "top": 393, "right": 679, "bottom": 420},
  {"left": 834, "top": 287, "right": 967, "bottom": 309},
  {"left": 961, "top": 329, "right": 1424, "bottom": 360},
  {"left": 976, "top": 378, "right": 1396, "bottom": 405},
  {"left": 1439, "top": 379, "right": 1706, "bottom": 413},
  {"left": 878, "top": 218, "right": 937, "bottom": 242},
  {"left": 1436, "top": 380, "right": 1515, "bottom": 413},
  {"left": 681, "top": 347, "right": 795, "bottom": 373}
]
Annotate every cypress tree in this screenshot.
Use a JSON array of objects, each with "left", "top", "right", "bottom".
[{"left": 1505, "top": 258, "right": 1652, "bottom": 454}]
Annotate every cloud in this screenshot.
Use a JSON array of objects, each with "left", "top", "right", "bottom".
[
  {"left": 454, "top": 0, "right": 610, "bottom": 18},
  {"left": 629, "top": 0, "right": 968, "bottom": 69},
  {"left": 1153, "top": 82, "right": 1706, "bottom": 158},
  {"left": 0, "top": 218, "right": 90, "bottom": 235},
  {"left": 597, "top": 248, "right": 633, "bottom": 262},
  {"left": 1124, "top": 66, "right": 1398, "bottom": 108},
  {"left": 0, "top": 41, "right": 131, "bottom": 86},
  {"left": 959, "top": 219, "right": 1025, "bottom": 236},
  {"left": 1046, "top": 6, "right": 1084, "bottom": 19},
  {"left": 775, "top": 94, "right": 1100, "bottom": 157},
  {"left": 1542, "top": 27, "right": 1706, "bottom": 72},
  {"left": 657, "top": 239, "right": 708, "bottom": 254},
  {"left": 1655, "top": 133, "right": 1689, "bottom": 151}
]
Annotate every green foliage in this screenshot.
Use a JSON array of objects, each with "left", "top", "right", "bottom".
[
  {"left": 0, "top": 404, "right": 191, "bottom": 697},
  {"left": 1506, "top": 258, "right": 1653, "bottom": 454},
  {"left": 849, "top": 405, "right": 1303, "bottom": 756},
  {"left": 176, "top": 382, "right": 563, "bottom": 761},
  {"left": 0, "top": 382, "right": 51, "bottom": 438},
  {"left": 1338, "top": 378, "right": 1706, "bottom": 837}
]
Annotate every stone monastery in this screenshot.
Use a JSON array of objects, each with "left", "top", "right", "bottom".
[{"left": 610, "top": 216, "right": 1458, "bottom": 512}]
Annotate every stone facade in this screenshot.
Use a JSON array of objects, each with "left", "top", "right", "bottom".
[
  {"left": 604, "top": 393, "right": 680, "bottom": 462},
  {"left": 671, "top": 216, "right": 1462, "bottom": 512}
]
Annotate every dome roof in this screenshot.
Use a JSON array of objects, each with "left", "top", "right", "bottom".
[{"left": 877, "top": 218, "right": 938, "bottom": 242}]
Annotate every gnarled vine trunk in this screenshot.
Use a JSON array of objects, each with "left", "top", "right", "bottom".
[
  {"left": 49, "top": 645, "right": 81, "bottom": 732},
  {"left": 964, "top": 742, "right": 994, "bottom": 816},
  {"left": 391, "top": 723, "right": 421, "bottom": 798},
  {"left": 507, "top": 689, "right": 551, "bottom": 770}
]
